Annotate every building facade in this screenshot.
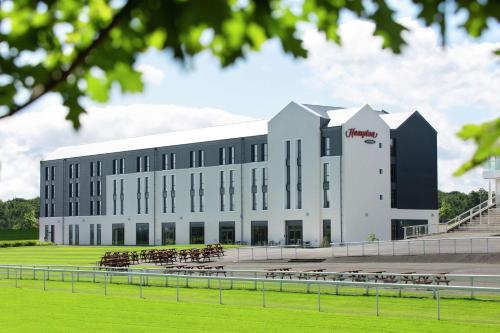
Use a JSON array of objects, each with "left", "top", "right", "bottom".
[{"left": 39, "top": 102, "right": 438, "bottom": 246}]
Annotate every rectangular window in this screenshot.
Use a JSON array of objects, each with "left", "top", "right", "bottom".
[
  {"left": 97, "top": 224, "right": 101, "bottom": 245},
  {"left": 137, "top": 178, "right": 141, "bottom": 214},
  {"left": 51, "top": 166, "right": 56, "bottom": 180},
  {"left": 136, "top": 156, "right": 142, "bottom": 172},
  {"left": 170, "top": 175, "right": 176, "bottom": 213},
  {"left": 229, "top": 146, "right": 235, "bottom": 164},
  {"left": 51, "top": 184, "right": 55, "bottom": 198},
  {"left": 112, "top": 223, "right": 125, "bottom": 246},
  {"left": 162, "top": 175, "right": 167, "bottom": 213},
  {"left": 69, "top": 183, "right": 73, "bottom": 198},
  {"left": 90, "top": 224, "right": 95, "bottom": 245},
  {"left": 379, "top": 194, "right": 383, "bottom": 200},
  {"left": 68, "top": 224, "right": 73, "bottom": 245},
  {"left": 261, "top": 143, "right": 268, "bottom": 161},
  {"left": 144, "top": 177, "right": 149, "bottom": 214},
  {"left": 68, "top": 202, "right": 73, "bottom": 216},
  {"left": 161, "top": 223, "right": 176, "bottom": 245},
  {"left": 96, "top": 200, "right": 101, "bottom": 215},
  {"left": 113, "top": 159, "right": 118, "bottom": 175},
  {"left": 45, "top": 167, "right": 49, "bottom": 181},
  {"left": 75, "top": 182, "right": 79, "bottom": 197},
  {"left": 285, "top": 140, "right": 291, "bottom": 209},
  {"left": 323, "top": 163, "right": 330, "bottom": 208},
  {"left": 120, "top": 158, "right": 125, "bottom": 174},
  {"left": 251, "top": 168, "right": 257, "bottom": 210},
  {"left": 144, "top": 156, "right": 150, "bottom": 172},
  {"left": 96, "top": 180, "right": 101, "bottom": 196},
  {"left": 199, "top": 173, "right": 204, "bottom": 212},
  {"left": 50, "top": 204, "right": 55, "bottom": 217},
  {"left": 75, "top": 164, "right": 79, "bottom": 178},
  {"left": 136, "top": 223, "right": 149, "bottom": 245},
  {"left": 90, "top": 181, "right": 94, "bottom": 197},
  {"left": 90, "top": 200, "right": 94, "bottom": 216},
  {"left": 219, "top": 171, "right": 225, "bottom": 211},
  {"left": 190, "top": 151, "right": 196, "bottom": 168},
  {"left": 45, "top": 203, "right": 49, "bottom": 217},
  {"left": 323, "top": 137, "right": 331, "bottom": 156},
  {"left": 45, "top": 185, "right": 49, "bottom": 199},
  {"left": 262, "top": 167, "right": 268, "bottom": 210},
  {"left": 120, "top": 179, "right": 124, "bottom": 215},
  {"left": 170, "top": 153, "right": 176, "bottom": 169},
  {"left": 198, "top": 150, "right": 205, "bottom": 167},
  {"left": 190, "top": 173, "right": 195, "bottom": 212},
  {"left": 251, "top": 144, "right": 258, "bottom": 162},
  {"left": 90, "top": 161, "right": 95, "bottom": 177},
  {"left": 74, "top": 202, "right": 79, "bottom": 216},
  {"left": 97, "top": 161, "right": 102, "bottom": 176},
  {"left": 162, "top": 153, "right": 167, "bottom": 170},
  {"left": 229, "top": 170, "right": 235, "bottom": 211},
  {"left": 379, "top": 168, "right": 383, "bottom": 174},
  {"left": 75, "top": 224, "right": 79, "bottom": 245},
  {"left": 69, "top": 164, "right": 73, "bottom": 179},
  {"left": 113, "top": 179, "right": 117, "bottom": 215},
  {"left": 296, "top": 139, "right": 302, "bottom": 209},
  {"left": 219, "top": 147, "right": 226, "bottom": 165}
]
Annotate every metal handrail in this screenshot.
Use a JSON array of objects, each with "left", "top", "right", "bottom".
[
  {"left": 445, "top": 193, "right": 496, "bottom": 231},
  {"left": 331, "top": 235, "right": 499, "bottom": 246}
]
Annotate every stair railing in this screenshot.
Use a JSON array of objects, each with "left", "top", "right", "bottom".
[{"left": 446, "top": 193, "right": 496, "bottom": 232}]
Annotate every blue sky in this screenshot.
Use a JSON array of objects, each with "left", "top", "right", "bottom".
[{"left": 0, "top": 0, "right": 499, "bottom": 199}]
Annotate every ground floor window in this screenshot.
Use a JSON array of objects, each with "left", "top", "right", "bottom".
[
  {"left": 68, "top": 224, "right": 73, "bottom": 245},
  {"left": 97, "top": 224, "right": 101, "bottom": 245},
  {"left": 251, "top": 221, "right": 268, "bottom": 246},
  {"left": 391, "top": 219, "right": 428, "bottom": 240},
  {"left": 285, "top": 220, "right": 302, "bottom": 245},
  {"left": 90, "top": 224, "right": 95, "bottom": 245},
  {"left": 112, "top": 223, "right": 125, "bottom": 245},
  {"left": 161, "top": 223, "right": 176, "bottom": 245},
  {"left": 44, "top": 225, "right": 49, "bottom": 242},
  {"left": 219, "top": 221, "right": 235, "bottom": 244},
  {"left": 322, "top": 219, "right": 331, "bottom": 246},
  {"left": 190, "top": 222, "right": 204, "bottom": 244},
  {"left": 136, "top": 223, "right": 149, "bottom": 245},
  {"left": 75, "top": 224, "right": 79, "bottom": 245}
]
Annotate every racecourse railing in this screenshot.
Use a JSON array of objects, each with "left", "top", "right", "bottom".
[
  {"left": 227, "top": 236, "right": 500, "bottom": 261},
  {"left": 1, "top": 265, "right": 499, "bottom": 320}
]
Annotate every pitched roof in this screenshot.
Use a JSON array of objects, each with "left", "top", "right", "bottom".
[
  {"left": 45, "top": 119, "right": 268, "bottom": 160},
  {"left": 379, "top": 112, "right": 414, "bottom": 129}
]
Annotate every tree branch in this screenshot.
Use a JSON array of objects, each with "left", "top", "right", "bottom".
[{"left": 0, "top": 0, "right": 137, "bottom": 120}]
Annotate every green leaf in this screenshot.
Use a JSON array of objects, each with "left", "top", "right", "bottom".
[
  {"left": 108, "top": 62, "right": 143, "bottom": 93},
  {"left": 85, "top": 74, "right": 109, "bottom": 103}
]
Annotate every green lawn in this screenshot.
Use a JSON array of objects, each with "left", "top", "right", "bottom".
[
  {"left": 0, "top": 283, "right": 499, "bottom": 332},
  {"left": 0, "top": 229, "right": 38, "bottom": 241},
  {"left": 0, "top": 244, "right": 230, "bottom": 266}
]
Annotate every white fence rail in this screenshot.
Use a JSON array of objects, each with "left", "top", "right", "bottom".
[{"left": 1, "top": 265, "right": 500, "bottom": 320}]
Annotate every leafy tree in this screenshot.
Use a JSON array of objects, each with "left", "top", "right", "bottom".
[
  {"left": 0, "top": 0, "right": 498, "bottom": 173},
  {"left": 438, "top": 189, "right": 490, "bottom": 222},
  {"left": 0, "top": 198, "right": 39, "bottom": 230}
]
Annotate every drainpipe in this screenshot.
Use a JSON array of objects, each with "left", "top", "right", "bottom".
[
  {"left": 340, "top": 155, "right": 344, "bottom": 243},
  {"left": 62, "top": 159, "right": 66, "bottom": 245},
  {"left": 240, "top": 138, "right": 245, "bottom": 244},
  {"left": 153, "top": 148, "right": 157, "bottom": 246}
]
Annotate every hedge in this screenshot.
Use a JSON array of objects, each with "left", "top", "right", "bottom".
[{"left": 0, "top": 240, "right": 53, "bottom": 248}]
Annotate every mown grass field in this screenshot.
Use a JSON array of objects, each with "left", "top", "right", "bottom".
[
  {"left": 0, "top": 229, "right": 38, "bottom": 241},
  {"left": 0, "top": 244, "right": 230, "bottom": 266},
  {"left": 1, "top": 282, "right": 499, "bottom": 333}
]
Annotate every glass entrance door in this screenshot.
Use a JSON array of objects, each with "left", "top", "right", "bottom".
[
  {"left": 162, "top": 223, "right": 176, "bottom": 245},
  {"left": 112, "top": 223, "right": 125, "bottom": 245},
  {"left": 251, "top": 221, "right": 268, "bottom": 246},
  {"left": 219, "top": 221, "right": 235, "bottom": 244},
  {"left": 190, "top": 222, "right": 204, "bottom": 244},
  {"left": 286, "top": 220, "right": 303, "bottom": 245}
]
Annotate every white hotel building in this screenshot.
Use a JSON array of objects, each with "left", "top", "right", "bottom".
[{"left": 39, "top": 102, "right": 439, "bottom": 246}]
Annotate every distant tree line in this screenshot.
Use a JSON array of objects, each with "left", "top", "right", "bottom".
[
  {"left": 438, "top": 189, "right": 489, "bottom": 222},
  {"left": 0, "top": 198, "right": 39, "bottom": 230}
]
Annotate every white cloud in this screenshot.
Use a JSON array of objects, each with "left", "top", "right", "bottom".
[
  {"left": 302, "top": 18, "right": 500, "bottom": 192},
  {"left": 0, "top": 102, "right": 253, "bottom": 200},
  {"left": 135, "top": 63, "right": 165, "bottom": 85}
]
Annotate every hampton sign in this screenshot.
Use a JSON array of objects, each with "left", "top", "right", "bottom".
[{"left": 345, "top": 128, "right": 378, "bottom": 139}]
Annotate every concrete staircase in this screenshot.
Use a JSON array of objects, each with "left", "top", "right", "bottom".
[{"left": 454, "top": 207, "right": 500, "bottom": 233}]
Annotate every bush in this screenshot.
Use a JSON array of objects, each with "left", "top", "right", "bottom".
[
  {"left": 0, "top": 240, "right": 52, "bottom": 248},
  {"left": 367, "top": 233, "right": 379, "bottom": 242}
]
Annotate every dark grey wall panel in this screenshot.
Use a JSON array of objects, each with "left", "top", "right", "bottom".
[
  {"left": 321, "top": 126, "right": 342, "bottom": 156},
  {"left": 391, "top": 112, "right": 438, "bottom": 210}
]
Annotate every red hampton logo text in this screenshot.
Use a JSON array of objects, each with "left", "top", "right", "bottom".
[{"left": 345, "top": 128, "right": 378, "bottom": 139}]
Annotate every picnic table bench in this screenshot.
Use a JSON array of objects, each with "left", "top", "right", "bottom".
[
  {"left": 297, "top": 269, "right": 327, "bottom": 280},
  {"left": 265, "top": 268, "right": 294, "bottom": 279},
  {"left": 434, "top": 272, "right": 451, "bottom": 285}
]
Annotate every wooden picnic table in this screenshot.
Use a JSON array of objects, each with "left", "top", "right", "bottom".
[
  {"left": 265, "top": 268, "right": 293, "bottom": 279},
  {"left": 297, "top": 269, "right": 327, "bottom": 280},
  {"left": 400, "top": 271, "right": 417, "bottom": 284}
]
